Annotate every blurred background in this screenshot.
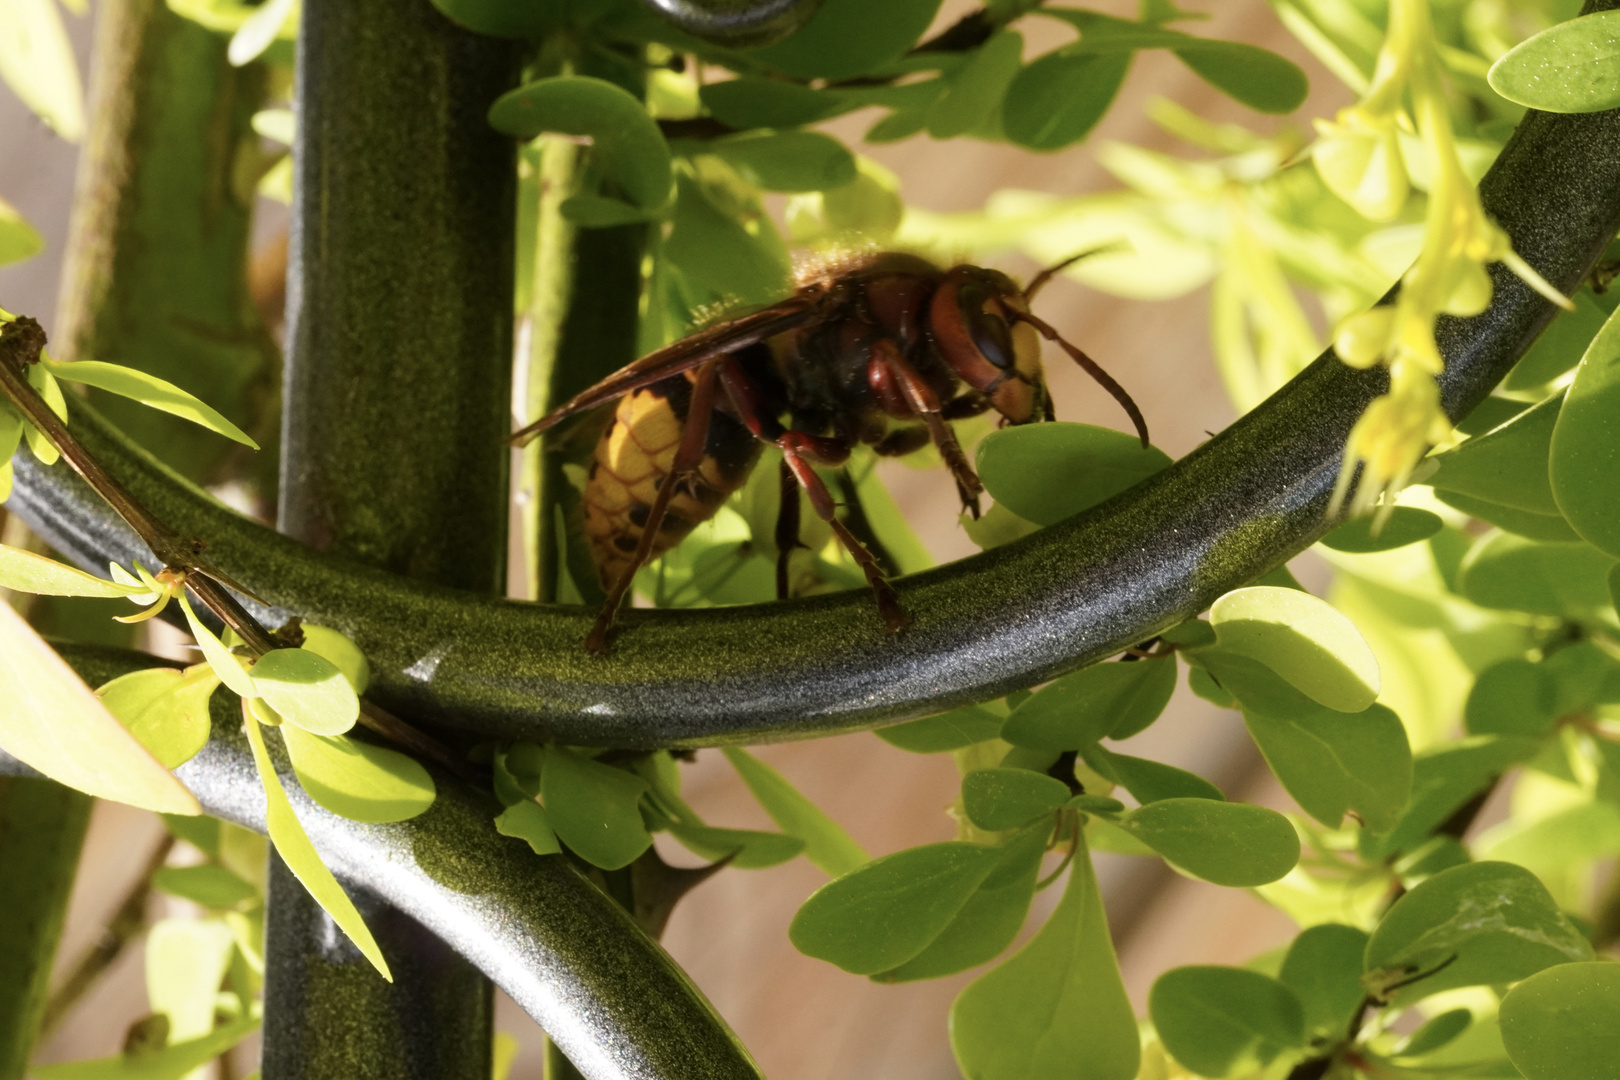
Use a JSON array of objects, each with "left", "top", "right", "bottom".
[{"left": 1, "top": 1, "right": 1355, "bottom": 1076}]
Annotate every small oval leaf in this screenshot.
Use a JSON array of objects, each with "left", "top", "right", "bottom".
[
  {"left": 1488, "top": 10, "right": 1620, "bottom": 113},
  {"left": 962, "top": 768, "right": 1071, "bottom": 831},
  {"left": 1501, "top": 962, "right": 1620, "bottom": 1080},
  {"left": 1210, "top": 586, "right": 1380, "bottom": 713},
  {"left": 250, "top": 648, "right": 359, "bottom": 737},
  {"left": 1119, "top": 798, "right": 1299, "bottom": 886},
  {"left": 281, "top": 725, "right": 435, "bottom": 824}
]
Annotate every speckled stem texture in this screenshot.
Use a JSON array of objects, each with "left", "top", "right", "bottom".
[
  {"left": 260, "top": 0, "right": 520, "bottom": 1074},
  {"left": 12, "top": 80, "right": 1620, "bottom": 749},
  {"left": 0, "top": 647, "right": 764, "bottom": 1080}
]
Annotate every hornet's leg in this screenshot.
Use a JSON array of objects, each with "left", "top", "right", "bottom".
[
  {"left": 720, "top": 359, "right": 907, "bottom": 633},
  {"left": 1012, "top": 309, "right": 1149, "bottom": 447},
  {"left": 587, "top": 361, "right": 719, "bottom": 654},
  {"left": 872, "top": 340, "right": 984, "bottom": 519},
  {"left": 773, "top": 455, "right": 801, "bottom": 601}
]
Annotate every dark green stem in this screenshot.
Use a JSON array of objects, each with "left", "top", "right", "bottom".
[
  {"left": 0, "top": 645, "right": 764, "bottom": 1080},
  {"left": 0, "top": 778, "right": 92, "bottom": 1080},
  {"left": 262, "top": 0, "right": 520, "bottom": 1074},
  {"left": 13, "top": 88, "right": 1620, "bottom": 748}
]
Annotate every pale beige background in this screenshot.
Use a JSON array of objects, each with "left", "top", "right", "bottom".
[{"left": 1, "top": 1, "right": 1354, "bottom": 1075}]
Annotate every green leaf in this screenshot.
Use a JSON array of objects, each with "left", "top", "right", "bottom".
[
  {"left": 1188, "top": 665, "right": 1235, "bottom": 708},
  {"left": 665, "top": 821, "right": 805, "bottom": 869},
  {"left": 249, "top": 648, "right": 359, "bottom": 737},
  {"left": 1488, "top": 10, "right": 1620, "bottom": 113},
  {"left": 97, "top": 665, "right": 217, "bottom": 769},
  {"left": 747, "top": 0, "right": 943, "bottom": 81},
  {"left": 1278, "top": 923, "right": 1370, "bottom": 1041},
  {"left": 487, "top": 76, "right": 672, "bottom": 210},
  {"left": 702, "top": 131, "right": 855, "bottom": 193},
  {"left": 494, "top": 799, "right": 561, "bottom": 856},
  {"left": 1500, "top": 962, "right": 1620, "bottom": 1079},
  {"left": 226, "top": 0, "right": 293, "bottom": 64},
  {"left": 541, "top": 747, "right": 652, "bottom": 871},
  {"left": 1319, "top": 508, "right": 1443, "bottom": 553},
  {"left": 1002, "top": 50, "right": 1132, "bottom": 151},
  {"left": 1457, "top": 534, "right": 1617, "bottom": 616},
  {"left": 1508, "top": 289, "right": 1610, "bottom": 391},
  {"left": 963, "top": 768, "right": 1072, "bottom": 831},
  {"left": 977, "top": 422, "right": 1171, "bottom": 527},
  {"left": 1202, "top": 654, "right": 1411, "bottom": 833},
  {"left": 1430, "top": 392, "right": 1563, "bottom": 516},
  {"left": 1149, "top": 966, "right": 1306, "bottom": 1077},
  {"left": 30, "top": 1013, "right": 260, "bottom": 1080},
  {"left": 698, "top": 79, "right": 845, "bottom": 130},
  {"left": 178, "top": 595, "right": 258, "bottom": 700},
  {"left": 875, "top": 704, "right": 1003, "bottom": 753},
  {"left": 789, "top": 841, "right": 1003, "bottom": 974},
  {"left": 926, "top": 30, "right": 1024, "bottom": 139},
  {"left": 0, "top": 194, "right": 43, "bottom": 266},
  {"left": 877, "top": 824, "right": 1048, "bottom": 983},
  {"left": 0, "top": 0, "right": 84, "bottom": 140},
  {"left": 152, "top": 864, "right": 258, "bottom": 909},
  {"left": 1209, "top": 586, "right": 1380, "bottom": 713},
  {"left": 664, "top": 172, "right": 791, "bottom": 307},
  {"left": 1118, "top": 798, "right": 1298, "bottom": 886},
  {"left": 950, "top": 838, "right": 1139, "bottom": 1080},
  {"left": 0, "top": 604, "right": 199, "bottom": 813},
  {"left": 1364, "top": 862, "right": 1592, "bottom": 1004},
  {"left": 1435, "top": 491, "right": 1579, "bottom": 543},
  {"left": 0, "top": 543, "right": 146, "bottom": 598},
  {"left": 1465, "top": 659, "right": 1559, "bottom": 738},
  {"left": 1173, "top": 43, "right": 1308, "bottom": 114},
  {"left": 1080, "top": 744, "right": 1224, "bottom": 803},
  {"left": 558, "top": 193, "right": 653, "bottom": 228},
  {"left": 723, "top": 747, "right": 866, "bottom": 876},
  {"left": 1398, "top": 1008, "right": 1473, "bottom": 1058},
  {"left": 1363, "top": 736, "right": 1539, "bottom": 860},
  {"left": 1002, "top": 657, "right": 1176, "bottom": 750},
  {"left": 297, "top": 624, "right": 370, "bottom": 696},
  {"left": 280, "top": 726, "right": 434, "bottom": 824},
  {"left": 24, "top": 362, "right": 64, "bottom": 465},
  {"left": 242, "top": 709, "right": 389, "bottom": 980},
  {"left": 42, "top": 359, "right": 258, "bottom": 448},
  {"left": 1551, "top": 304, "right": 1620, "bottom": 558},
  {"left": 145, "top": 917, "right": 236, "bottom": 1046},
  {"left": 428, "top": 0, "right": 557, "bottom": 37}
]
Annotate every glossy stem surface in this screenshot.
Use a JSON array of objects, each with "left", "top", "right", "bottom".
[
  {"left": 0, "top": 646, "right": 763, "bottom": 1080},
  {"left": 262, "top": 0, "right": 520, "bottom": 1074},
  {"left": 11, "top": 98, "right": 1620, "bottom": 748}
]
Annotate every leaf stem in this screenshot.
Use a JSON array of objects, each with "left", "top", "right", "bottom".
[{"left": 0, "top": 316, "right": 464, "bottom": 775}]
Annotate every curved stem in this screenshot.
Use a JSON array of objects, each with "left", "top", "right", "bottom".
[
  {"left": 11, "top": 98, "right": 1620, "bottom": 748},
  {"left": 0, "top": 645, "right": 764, "bottom": 1080}
]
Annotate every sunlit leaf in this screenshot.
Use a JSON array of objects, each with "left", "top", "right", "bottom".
[
  {"left": 249, "top": 648, "right": 358, "bottom": 737},
  {"left": 146, "top": 918, "right": 235, "bottom": 1045},
  {"left": 0, "top": 605, "right": 198, "bottom": 813},
  {"left": 1488, "top": 10, "right": 1620, "bottom": 112},
  {"left": 1364, "top": 861, "right": 1591, "bottom": 1004},
  {"left": 1117, "top": 798, "right": 1299, "bottom": 886},
  {"left": 97, "top": 665, "right": 217, "bottom": 769},
  {"left": 723, "top": 747, "right": 866, "bottom": 876},
  {"left": 242, "top": 707, "right": 390, "bottom": 980},
  {"left": 0, "top": 0, "right": 84, "bottom": 140},
  {"left": 0, "top": 194, "right": 43, "bottom": 265},
  {"left": 296, "top": 624, "right": 370, "bottom": 696},
  {"left": 281, "top": 725, "right": 434, "bottom": 824},
  {"left": 226, "top": 0, "right": 294, "bottom": 66},
  {"left": 179, "top": 595, "right": 258, "bottom": 700},
  {"left": 1500, "top": 962, "right": 1620, "bottom": 1079},
  {"left": 152, "top": 864, "right": 257, "bottom": 909},
  {"left": 0, "top": 543, "right": 146, "bottom": 598},
  {"left": 494, "top": 798, "right": 561, "bottom": 856},
  {"left": 42, "top": 358, "right": 259, "bottom": 448},
  {"left": 30, "top": 1013, "right": 259, "bottom": 1080},
  {"left": 1210, "top": 587, "right": 1380, "bottom": 713},
  {"left": 1150, "top": 966, "right": 1306, "bottom": 1076},
  {"left": 950, "top": 837, "right": 1138, "bottom": 1080}
]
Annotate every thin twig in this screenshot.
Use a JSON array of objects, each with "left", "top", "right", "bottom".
[
  {"left": 40, "top": 834, "right": 176, "bottom": 1037},
  {"left": 0, "top": 316, "right": 467, "bottom": 776}
]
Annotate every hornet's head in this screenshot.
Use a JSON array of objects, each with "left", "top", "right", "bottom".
[{"left": 928, "top": 265, "right": 1051, "bottom": 424}]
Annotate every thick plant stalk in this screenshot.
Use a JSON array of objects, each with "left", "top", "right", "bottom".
[
  {"left": 12, "top": 73, "right": 1620, "bottom": 748},
  {"left": 260, "top": 0, "right": 519, "bottom": 1074},
  {"left": 0, "top": 778, "right": 92, "bottom": 1080},
  {"left": 0, "top": 645, "right": 765, "bottom": 1080},
  {"left": 54, "top": 0, "right": 275, "bottom": 482}
]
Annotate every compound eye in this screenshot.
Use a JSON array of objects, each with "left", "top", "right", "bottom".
[{"left": 956, "top": 286, "right": 1015, "bottom": 369}]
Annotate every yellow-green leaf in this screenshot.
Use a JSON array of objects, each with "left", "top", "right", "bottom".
[
  {"left": 97, "top": 664, "right": 218, "bottom": 769},
  {"left": 0, "top": 0, "right": 85, "bottom": 140},
  {"left": 0, "top": 543, "right": 146, "bottom": 598},
  {"left": 179, "top": 594, "right": 258, "bottom": 699},
  {"left": 281, "top": 724, "right": 434, "bottom": 823},
  {"left": 249, "top": 648, "right": 358, "bottom": 736},
  {"left": 42, "top": 357, "right": 259, "bottom": 449},
  {"left": 242, "top": 708, "right": 391, "bottom": 981},
  {"left": 0, "top": 603, "right": 199, "bottom": 813}
]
